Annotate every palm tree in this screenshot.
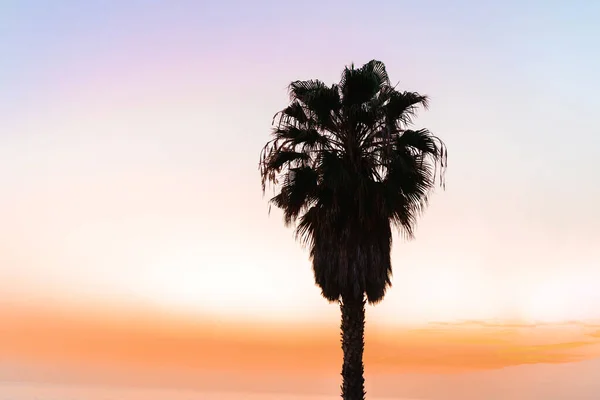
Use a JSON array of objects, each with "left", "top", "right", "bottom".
[{"left": 259, "top": 60, "right": 447, "bottom": 400}]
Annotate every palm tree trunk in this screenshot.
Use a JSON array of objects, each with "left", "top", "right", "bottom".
[{"left": 340, "top": 294, "right": 366, "bottom": 400}]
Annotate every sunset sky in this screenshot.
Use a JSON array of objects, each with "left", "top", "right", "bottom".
[{"left": 1, "top": 1, "right": 600, "bottom": 399}]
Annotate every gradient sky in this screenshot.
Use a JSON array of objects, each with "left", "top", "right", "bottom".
[{"left": 1, "top": 0, "right": 600, "bottom": 398}]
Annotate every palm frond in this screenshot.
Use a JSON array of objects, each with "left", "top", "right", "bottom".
[
  {"left": 271, "top": 166, "right": 319, "bottom": 226},
  {"left": 267, "top": 150, "right": 309, "bottom": 170},
  {"left": 397, "top": 129, "right": 441, "bottom": 156},
  {"left": 383, "top": 149, "right": 436, "bottom": 238},
  {"left": 397, "top": 129, "right": 447, "bottom": 189},
  {"left": 288, "top": 80, "right": 341, "bottom": 129},
  {"left": 385, "top": 90, "right": 429, "bottom": 127},
  {"left": 340, "top": 60, "right": 390, "bottom": 107},
  {"left": 274, "top": 101, "right": 308, "bottom": 127},
  {"left": 273, "top": 126, "right": 328, "bottom": 149}
]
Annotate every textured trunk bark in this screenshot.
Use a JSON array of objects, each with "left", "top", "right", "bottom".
[{"left": 340, "top": 294, "right": 366, "bottom": 400}]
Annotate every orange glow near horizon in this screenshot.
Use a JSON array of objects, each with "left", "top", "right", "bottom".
[{"left": 2, "top": 302, "right": 599, "bottom": 384}]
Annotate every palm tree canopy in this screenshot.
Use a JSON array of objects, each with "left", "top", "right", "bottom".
[{"left": 260, "top": 60, "right": 447, "bottom": 304}]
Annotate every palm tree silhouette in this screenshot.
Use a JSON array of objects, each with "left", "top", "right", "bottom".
[{"left": 259, "top": 60, "right": 447, "bottom": 400}]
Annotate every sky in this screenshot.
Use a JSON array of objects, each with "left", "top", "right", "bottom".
[{"left": 1, "top": 0, "right": 600, "bottom": 398}]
